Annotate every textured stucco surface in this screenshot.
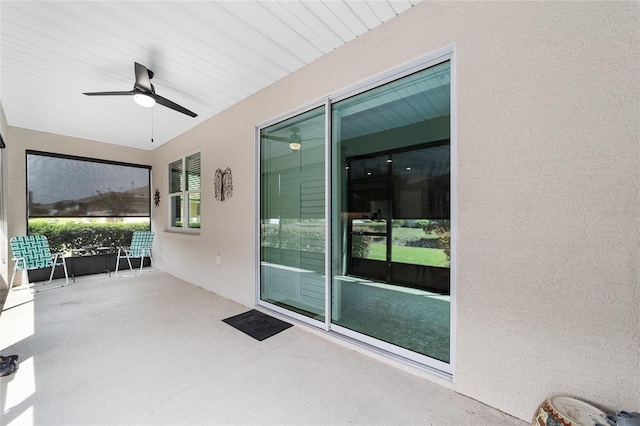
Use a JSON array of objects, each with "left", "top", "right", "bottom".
[
  {"left": 451, "top": 2, "right": 640, "bottom": 418},
  {"left": 153, "top": 2, "right": 639, "bottom": 420},
  {"left": 0, "top": 104, "right": 8, "bottom": 287},
  {"left": 2, "top": 1, "right": 638, "bottom": 422}
]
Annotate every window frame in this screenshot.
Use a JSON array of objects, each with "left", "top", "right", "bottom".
[
  {"left": 255, "top": 43, "right": 457, "bottom": 378},
  {"left": 25, "top": 150, "right": 151, "bottom": 219},
  {"left": 168, "top": 151, "right": 201, "bottom": 233}
]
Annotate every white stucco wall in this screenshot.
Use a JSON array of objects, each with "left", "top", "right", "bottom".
[
  {"left": 2, "top": 1, "right": 635, "bottom": 421},
  {"left": 152, "top": 1, "right": 639, "bottom": 420},
  {"left": 3, "top": 127, "right": 152, "bottom": 288},
  {"left": 0, "top": 103, "right": 8, "bottom": 287},
  {"left": 448, "top": 2, "right": 640, "bottom": 418}
]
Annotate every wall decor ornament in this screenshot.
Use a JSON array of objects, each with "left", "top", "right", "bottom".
[
  {"left": 154, "top": 188, "right": 161, "bottom": 207},
  {"left": 215, "top": 167, "right": 233, "bottom": 201}
]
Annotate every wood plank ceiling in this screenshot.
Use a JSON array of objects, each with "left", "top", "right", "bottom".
[{"left": 1, "top": 1, "right": 420, "bottom": 150}]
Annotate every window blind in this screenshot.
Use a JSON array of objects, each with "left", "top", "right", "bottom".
[
  {"left": 27, "top": 151, "right": 151, "bottom": 218},
  {"left": 186, "top": 153, "right": 201, "bottom": 191}
]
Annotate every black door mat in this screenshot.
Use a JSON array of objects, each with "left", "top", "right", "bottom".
[{"left": 222, "top": 309, "right": 293, "bottom": 341}]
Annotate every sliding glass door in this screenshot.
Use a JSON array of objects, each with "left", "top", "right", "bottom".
[
  {"left": 259, "top": 107, "right": 326, "bottom": 322},
  {"left": 331, "top": 61, "right": 451, "bottom": 365},
  {"left": 258, "top": 50, "right": 453, "bottom": 372}
]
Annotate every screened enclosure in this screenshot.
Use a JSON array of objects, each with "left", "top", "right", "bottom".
[
  {"left": 25, "top": 151, "right": 151, "bottom": 273},
  {"left": 27, "top": 151, "right": 151, "bottom": 218}
]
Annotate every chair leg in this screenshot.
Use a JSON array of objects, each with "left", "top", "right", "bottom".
[
  {"left": 136, "top": 248, "right": 153, "bottom": 276},
  {"left": 11, "top": 269, "right": 39, "bottom": 293},
  {"left": 9, "top": 258, "right": 28, "bottom": 291},
  {"left": 60, "top": 256, "right": 69, "bottom": 286},
  {"left": 47, "top": 261, "right": 56, "bottom": 284},
  {"left": 116, "top": 249, "right": 137, "bottom": 277},
  {"left": 46, "top": 254, "right": 68, "bottom": 285},
  {"left": 9, "top": 264, "right": 18, "bottom": 291},
  {"left": 147, "top": 252, "right": 154, "bottom": 272},
  {"left": 115, "top": 248, "right": 134, "bottom": 277},
  {"left": 115, "top": 248, "right": 121, "bottom": 276},
  {"left": 33, "top": 255, "right": 70, "bottom": 293},
  {"left": 137, "top": 256, "right": 144, "bottom": 277},
  {"left": 45, "top": 255, "right": 69, "bottom": 286}
]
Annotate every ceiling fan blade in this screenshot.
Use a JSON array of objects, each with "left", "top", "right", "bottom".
[
  {"left": 84, "top": 62, "right": 195, "bottom": 117},
  {"left": 155, "top": 95, "right": 197, "bottom": 117},
  {"left": 134, "top": 62, "right": 153, "bottom": 92},
  {"left": 83, "top": 91, "right": 133, "bottom": 96},
  {"left": 263, "top": 134, "right": 289, "bottom": 142}
]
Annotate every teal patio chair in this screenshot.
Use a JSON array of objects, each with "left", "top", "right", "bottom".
[
  {"left": 9, "top": 235, "right": 69, "bottom": 292},
  {"left": 115, "top": 231, "right": 154, "bottom": 277}
]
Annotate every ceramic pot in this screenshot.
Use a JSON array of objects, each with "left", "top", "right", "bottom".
[{"left": 532, "top": 395, "right": 605, "bottom": 426}]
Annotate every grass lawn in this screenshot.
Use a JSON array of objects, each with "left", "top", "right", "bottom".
[
  {"left": 391, "top": 226, "right": 439, "bottom": 241},
  {"left": 367, "top": 243, "right": 449, "bottom": 267}
]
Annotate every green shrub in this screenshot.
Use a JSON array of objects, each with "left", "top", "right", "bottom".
[
  {"left": 261, "top": 223, "right": 325, "bottom": 252},
  {"left": 414, "top": 220, "right": 431, "bottom": 228},
  {"left": 423, "top": 220, "right": 451, "bottom": 264},
  {"left": 28, "top": 221, "right": 151, "bottom": 254},
  {"left": 351, "top": 225, "right": 374, "bottom": 258}
]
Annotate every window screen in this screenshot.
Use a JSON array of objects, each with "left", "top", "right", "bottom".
[{"left": 27, "top": 151, "right": 151, "bottom": 218}]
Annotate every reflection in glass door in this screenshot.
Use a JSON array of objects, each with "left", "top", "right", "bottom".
[
  {"left": 346, "top": 144, "right": 450, "bottom": 293},
  {"left": 258, "top": 53, "right": 453, "bottom": 372},
  {"left": 332, "top": 61, "right": 451, "bottom": 364},
  {"left": 259, "top": 107, "right": 326, "bottom": 322}
]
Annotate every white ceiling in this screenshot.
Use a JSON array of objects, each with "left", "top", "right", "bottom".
[{"left": 1, "top": 1, "right": 420, "bottom": 150}]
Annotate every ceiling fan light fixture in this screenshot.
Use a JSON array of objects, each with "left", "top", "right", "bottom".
[
  {"left": 133, "top": 93, "right": 156, "bottom": 108},
  {"left": 289, "top": 127, "right": 301, "bottom": 150}
]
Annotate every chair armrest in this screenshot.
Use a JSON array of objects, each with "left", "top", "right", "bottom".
[
  {"left": 11, "top": 256, "right": 27, "bottom": 269},
  {"left": 52, "top": 252, "right": 65, "bottom": 256}
]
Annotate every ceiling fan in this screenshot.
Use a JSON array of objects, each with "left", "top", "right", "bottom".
[
  {"left": 83, "top": 62, "right": 197, "bottom": 117},
  {"left": 263, "top": 127, "right": 323, "bottom": 151},
  {"left": 264, "top": 127, "right": 302, "bottom": 150}
]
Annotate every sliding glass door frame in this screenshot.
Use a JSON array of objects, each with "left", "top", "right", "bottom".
[
  {"left": 255, "top": 99, "right": 331, "bottom": 331},
  {"left": 256, "top": 44, "right": 456, "bottom": 377},
  {"left": 323, "top": 98, "right": 333, "bottom": 332}
]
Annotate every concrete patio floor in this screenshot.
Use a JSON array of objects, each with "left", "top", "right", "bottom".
[{"left": 1, "top": 271, "right": 526, "bottom": 425}]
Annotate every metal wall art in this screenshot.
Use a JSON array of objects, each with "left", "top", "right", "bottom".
[
  {"left": 214, "top": 167, "right": 233, "bottom": 201},
  {"left": 154, "top": 188, "right": 161, "bottom": 207}
]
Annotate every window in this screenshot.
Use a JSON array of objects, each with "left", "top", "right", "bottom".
[
  {"left": 25, "top": 150, "right": 151, "bottom": 255},
  {"left": 27, "top": 151, "right": 151, "bottom": 218},
  {"left": 169, "top": 152, "right": 201, "bottom": 230}
]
